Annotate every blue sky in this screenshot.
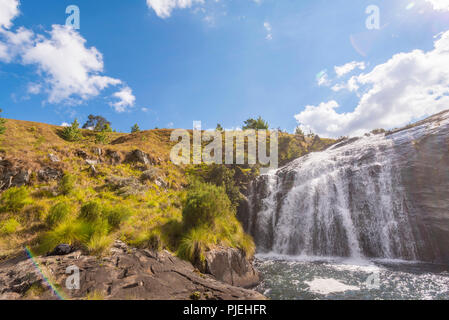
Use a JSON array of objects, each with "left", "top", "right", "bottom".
[{"left": 1, "top": 0, "right": 449, "bottom": 136}]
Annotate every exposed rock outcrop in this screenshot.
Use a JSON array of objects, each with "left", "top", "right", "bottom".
[
  {"left": 126, "top": 149, "right": 153, "bottom": 166},
  {"left": 105, "top": 149, "right": 122, "bottom": 165},
  {"left": 0, "top": 160, "right": 32, "bottom": 189},
  {"left": 37, "top": 167, "right": 63, "bottom": 182},
  {"left": 125, "top": 149, "right": 161, "bottom": 168},
  {"left": 140, "top": 168, "right": 167, "bottom": 188},
  {"left": 0, "top": 241, "right": 265, "bottom": 300},
  {"left": 105, "top": 176, "right": 148, "bottom": 196}
]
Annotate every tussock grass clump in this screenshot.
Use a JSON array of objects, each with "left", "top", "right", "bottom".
[
  {"left": 58, "top": 174, "right": 76, "bottom": 196},
  {"left": 0, "top": 218, "right": 21, "bottom": 235},
  {"left": 0, "top": 186, "right": 31, "bottom": 213},
  {"left": 45, "top": 202, "right": 72, "bottom": 228},
  {"left": 177, "top": 226, "right": 216, "bottom": 265},
  {"left": 87, "top": 233, "right": 114, "bottom": 256},
  {"left": 104, "top": 206, "right": 132, "bottom": 230},
  {"left": 38, "top": 198, "right": 133, "bottom": 256},
  {"left": 78, "top": 200, "right": 104, "bottom": 222},
  {"left": 38, "top": 218, "right": 111, "bottom": 256}
]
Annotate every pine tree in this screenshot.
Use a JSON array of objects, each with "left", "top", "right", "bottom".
[
  {"left": 131, "top": 123, "right": 140, "bottom": 133},
  {"left": 242, "top": 116, "right": 269, "bottom": 130},
  {"left": 61, "top": 119, "right": 82, "bottom": 142}
]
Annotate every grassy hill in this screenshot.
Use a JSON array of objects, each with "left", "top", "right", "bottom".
[{"left": 0, "top": 118, "right": 335, "bottom": 264}]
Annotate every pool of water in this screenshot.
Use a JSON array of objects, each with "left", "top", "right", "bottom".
[{"left": 254, "top": 254, "right": 449, "bottom": 300}]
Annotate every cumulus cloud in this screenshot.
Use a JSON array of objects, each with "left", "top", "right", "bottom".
[
  {"left": 21, "top": 25, "right": 124, "bottom": 104},
  {"left": 110, "top": 86, "right": 136, "bottom": 112},
  {"left": 0, "top": 0, "right": 135, "bottom": 111},
  {"left": 295, "top": 30, "right": 449, "bottom": 138},
  {"left": 425, "top": 0, "right": 449, "bottom": 11},
  {"left": 146, "top": 0, "right": 205, "bottom": 18},
  {"left": 334, "top": 61, "right": 365, "bottom": 78},
  {"left": 0, "top": 0, "right": 19, "bottom": 29}
]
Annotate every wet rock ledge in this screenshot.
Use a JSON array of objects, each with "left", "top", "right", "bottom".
[{"left": 0, "top": 241, "right": 265, "bottom": 300}]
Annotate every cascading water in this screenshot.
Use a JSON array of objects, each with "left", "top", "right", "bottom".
[
  {"left": 245, "top": 111, "right": 449, "bottom": 299},
  {"left": 246, "top": 133, "right": 421, "bottom": 261}
]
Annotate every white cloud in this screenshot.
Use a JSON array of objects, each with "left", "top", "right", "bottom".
[
  {"left": 0, "top": 0, "right": 19, "bottom": 29},
  {"left": 334, "top": 61, "right": 365, "bottom": 78},
  {"left": 110, "top": 86, "right": 136, "bottom": 112},
  {"left": 20, "top": 25, "right": 123, "bottom": 104},
  {"left": 331, "top": 76, "right": 359, "bottom": 92},
  {"left": 0, "top": 0, "right": 135, "bottom": 112},
  {"left": 425, "top": 0, "right": 449, "bottom": 11},
  {"left": 264, "top": 22, "right": 272, "bottom": 40},
  {"left": 60, "top": 122, "right": 70, "bottom": 127},
  {"left": 146, "top": 0, "right": 205, "bottom": 18},
  {"left": 295, "top": 30, "right": 449, "bottom": 138}
]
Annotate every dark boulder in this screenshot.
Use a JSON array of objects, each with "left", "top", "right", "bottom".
[
  {"left": 125, "top": 149, "right": 155, "bottom": 166},
  {"left": 47, "top": 244, "right": 73, "bottom": 256},
  {"left": 105, "top": 149, "right": 122, "bottom": 165},
  {"left": 204, "top": 247, "right": 260, "bottom": 288}
]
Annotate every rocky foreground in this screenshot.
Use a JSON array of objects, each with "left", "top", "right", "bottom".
[{"left": 0, "top": 241, "right": 265, "bottom": 300}]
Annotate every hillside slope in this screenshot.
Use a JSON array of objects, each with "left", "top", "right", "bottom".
[{"left": 0, "top": 118, "right": 335, "bottom": 299}]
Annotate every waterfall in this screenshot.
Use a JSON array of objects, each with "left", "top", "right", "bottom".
[{"left": 247, "top": 133, "right": 420, "bottom": 261}]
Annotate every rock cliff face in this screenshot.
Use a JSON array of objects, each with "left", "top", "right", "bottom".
[
  {"left": 240, "top": 110, "right": 449, "bottom": 264},
  {"left": 0, "top": 241, "right": 264, "bottom": 300}
]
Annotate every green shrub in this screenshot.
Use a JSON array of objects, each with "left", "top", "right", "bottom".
[
  {"left": 46, "top": 202, "right": 72, "bottom": 228},
  {"left": 0, "top": 186, "right": 31, "bottom": 213},
  {"left": 59, "top": 174, "right": 76, "bottom": 195},
  {"left": 105, "top": 206, "right": 132, "bottom": 230},
  {"left": 0, "top": 218, "right": 20, "bottom": 235},
  {"left": 95, "top": 131, "right": 109, "bottom": 144},
  {"left": 202, "top": 165, "right": 242, "bottom": 209},
  {"left": 60, "top": 119, "right": 82, "bottom": 142},
  {"left": 78, "top": 201, "right": 104, "bottom": 222},
  {"left": 182, "top": 181, "right": 234, "bottom": 229}
]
